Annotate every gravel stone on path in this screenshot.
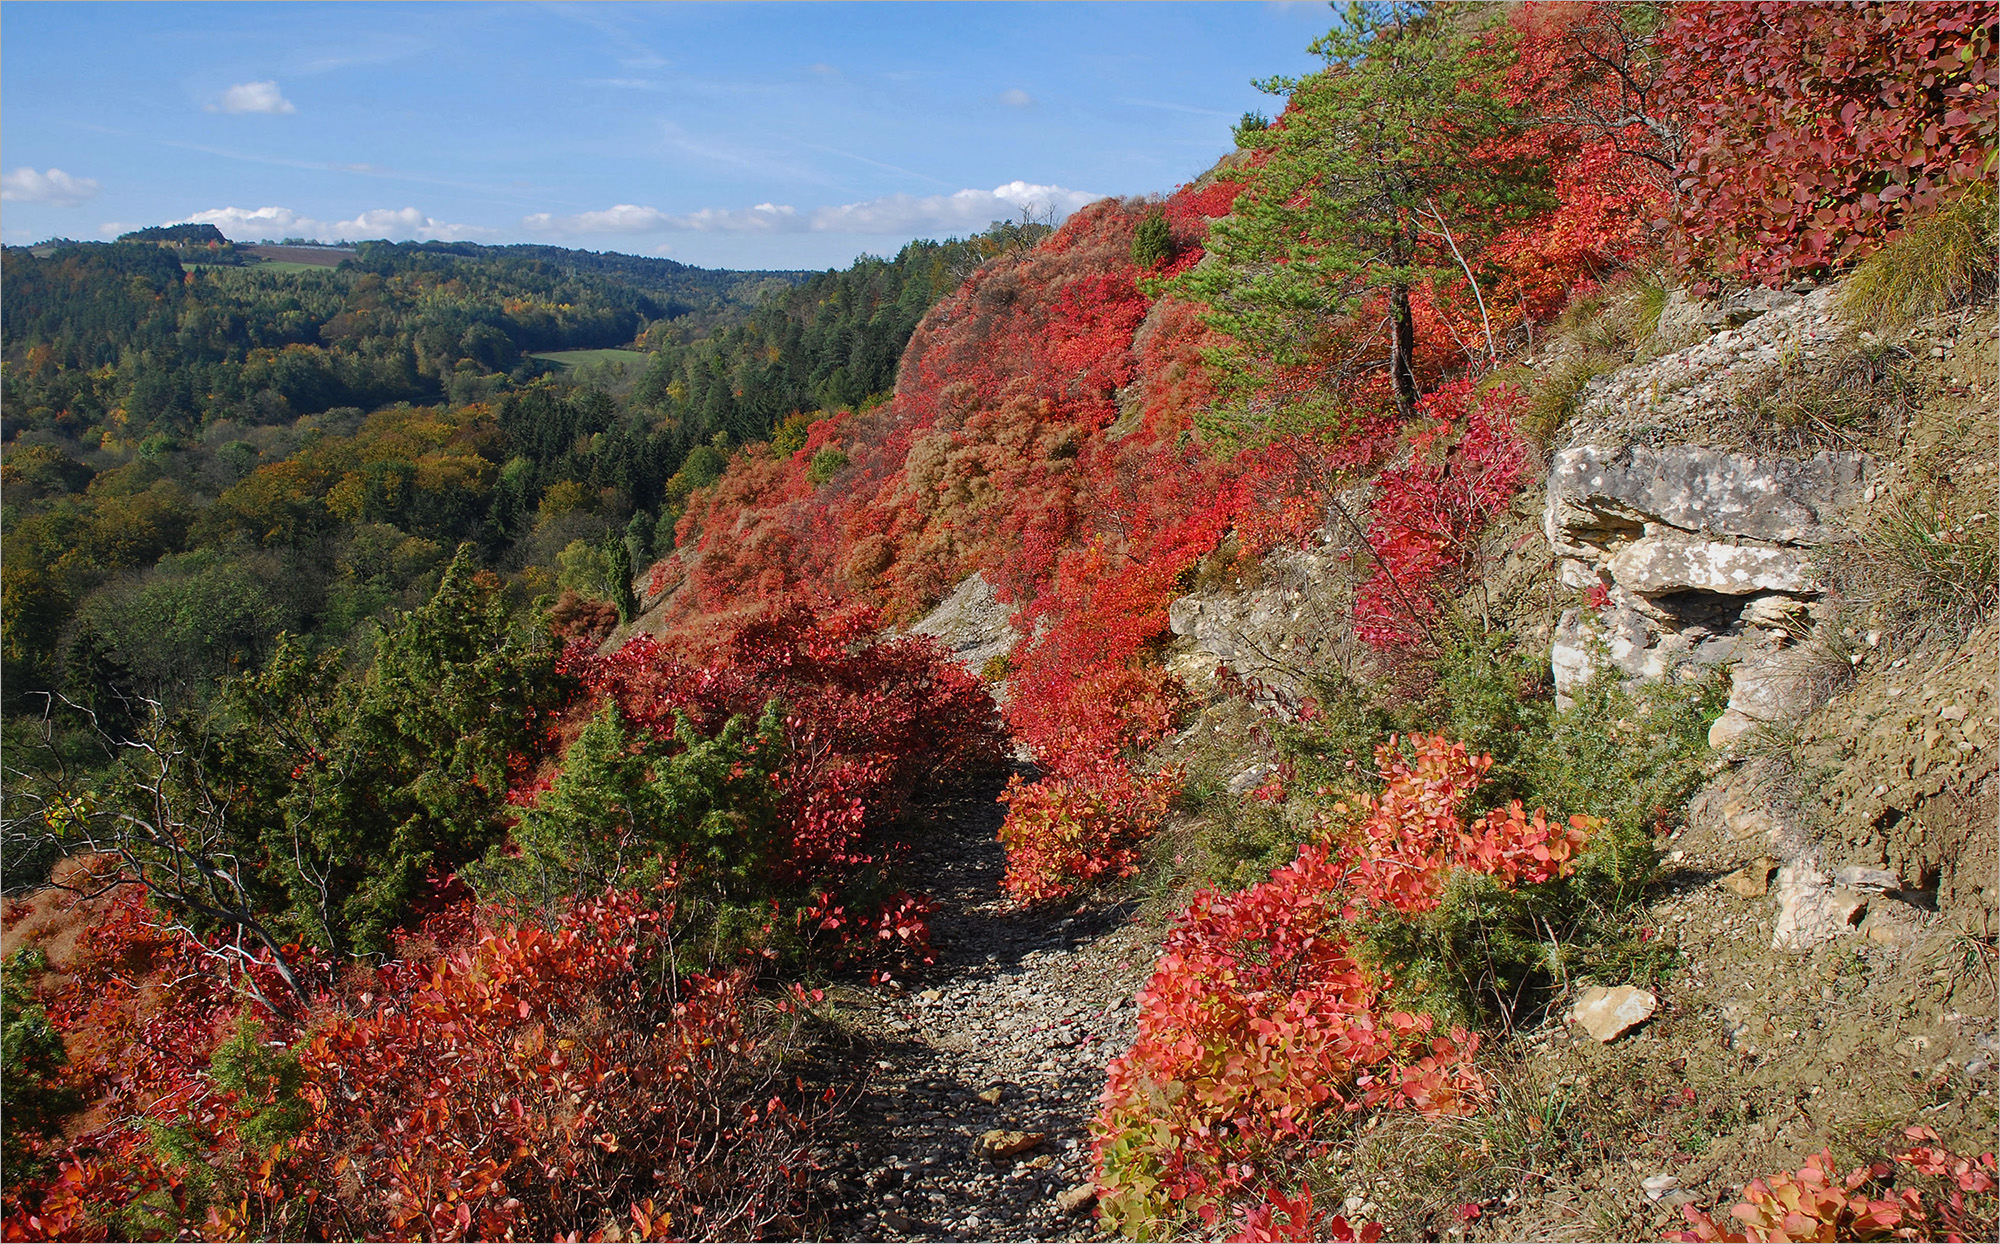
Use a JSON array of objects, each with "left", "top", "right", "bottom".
[{"left": 817, "top": 769, "right": 1161, "bottom": 1241}]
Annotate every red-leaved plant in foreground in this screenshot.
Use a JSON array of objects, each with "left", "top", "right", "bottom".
[
  {"left": 1668, "top": 1127, "right": 1999, "bottom": 1243},
  {"left": 1092, "top": 734, "right": 1597, "bottom": 1239},
  {"left": 2, "top": 889, "right": 821, "bottom": 1243}
]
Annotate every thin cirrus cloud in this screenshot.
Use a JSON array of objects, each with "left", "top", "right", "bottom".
[
  {"left": 524, "top": 180, "right": 1100, "bottom": 237},
  {"left": 179, "top": 204, "right": 494, "bottom": 242},
  {"left": 998, "top": 88, "right": 1036, "bottom": 108},
  {"left": 1, "top": 167, "right": 102, "bottom": 206},
  {"left": 209, "top": 81, "right": 296, "bottom": 115}
]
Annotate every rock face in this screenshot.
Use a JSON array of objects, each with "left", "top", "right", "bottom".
[
  {"left": 1543, "top": 320, "right": 1877, "bottom": 743},
  {"left": 1165, "top": 538, "right": 1354, "bottom": 707},
  {"left": 1547, "top": 439, "right": 1872, "bottom": 740},
  {"left": 906, "top": 573, "right": 1017, "bottom": 680}
]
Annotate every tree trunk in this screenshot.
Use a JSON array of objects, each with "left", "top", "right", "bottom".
[{"left": 1388, "top": 282, "right": 1419, "bottom": 421}]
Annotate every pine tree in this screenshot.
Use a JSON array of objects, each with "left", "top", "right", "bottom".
[{"left": 1174, "top": 1, "right": 1538, "bottom": 440}]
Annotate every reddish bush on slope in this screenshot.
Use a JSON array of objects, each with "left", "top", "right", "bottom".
[
  {"left": 2, "top": 890, "right": 814, "bottom": 1244},
  {"left": 1658, "top": 1, "right": 1997, "bottom": 283},
  {"left": 1352, "top": 381, "right": 1530, "bottom": 648},
  {"left": 1093, "top": 734, "right": 1593, "bottom": 1237},
  {"left": 563, "top": 599, "right": 1002, "bottom": 955},
  {"left": 1668, "top": 1127, "right": 1998, "bottom": 1243}
]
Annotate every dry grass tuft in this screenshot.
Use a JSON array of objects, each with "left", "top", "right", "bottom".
[{"left": 1838, "top": 185, "right": 1999, "bottom": 329}]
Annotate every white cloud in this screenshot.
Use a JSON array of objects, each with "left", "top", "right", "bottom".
[
  {"left": 179, "top": 204, "right": 494, "bottom": 242},
  {"left": 210, "top": 81, "right": 296, "bottom": 115},
  {"left": 524, "top": 181, "right": 1101, "bottom": 238},
  {"left": 999, "top": 87, "right": 1035, "bottom": 108},
  {"left": 2, "top": 167, "right": 101, "bottom": 206}
]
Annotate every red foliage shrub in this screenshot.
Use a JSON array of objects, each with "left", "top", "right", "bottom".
[
  {"left": 1230, "top": 1186, "right": 1382, "bottom": 1244},
  {"left": 997, "top": 760, "right": 1180, "bottom": 904},
  {"left": 1669, "top": 1127, "right": 1999, "bottom": 1243},
  {"left": 564, "top": 598, "right": 1003, "bottom": 954},
  {"left": 1658, "top": 1, "right": 1997, "bottom": 282},
  {"left": 1092, "top": 735, "right": 1593, "bottom": 1238},
  {"left": 2, "top": 891, "right": 817, "bottom": 1244},
  {"left": 1353, "top": 381, "right": 1529, "bottom": 648}
]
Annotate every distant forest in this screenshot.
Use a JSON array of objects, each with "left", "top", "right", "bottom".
[{"left": 0, "top": 223, "right": 1046, "bottom": 712}]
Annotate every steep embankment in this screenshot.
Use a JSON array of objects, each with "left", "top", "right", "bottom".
[{"left": 1152, "top": 280, "right": 1997, "bottom": 1241}]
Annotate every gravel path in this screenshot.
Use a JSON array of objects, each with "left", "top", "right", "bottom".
[{"left": 816, "top": 770, "right": 1162, "bottom": 1241}]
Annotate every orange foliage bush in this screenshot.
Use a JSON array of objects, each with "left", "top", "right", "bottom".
[
  {"left": 1093, "top": 735, "right": 1592, "bottom": 1238},
  {"left": 1669, "top": 1128, "right": 1999, "bottom": 1243}
]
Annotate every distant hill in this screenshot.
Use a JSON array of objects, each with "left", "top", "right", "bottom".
[{"left": 116, "top": 223, "right": 230, "bottom": 247}]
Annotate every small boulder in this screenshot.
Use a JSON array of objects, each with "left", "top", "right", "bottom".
[
  {"left": 1773, "top": 863, "right": 1869, "bottom": 950},
  {"left": 973, "top": 1129, "right": 1045, "bottom": 1161},
  {"left": 1721, "top": 857, "right": 1779, "bottom": 898},
  {"left": 1055, "top": 1183, "right": 1098, "bottom": 1216},
  {"left": 977, "top": 1086, "right": 1004, "bottom": 1105},
  {"left": 1570, "top": 985, "right": 1658, "bottom": 1042},
  {"left": 1834, "top": 866, "right": 1901, "bottom": 894}
]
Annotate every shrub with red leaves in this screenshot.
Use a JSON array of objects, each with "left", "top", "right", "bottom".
[
  {"left": 561, "top": 598, "right": 1003, "bottom": 959},
  {"left": 1093, "top": 734, "right": 1595, "bottom": 1239},
  {"left": 2, "top": 889, "right": 820, "bottom": 1244},
  {"left": 1353, "top": 381, "right": 1529, "bottom": 648},
  {"left": 1658, "top": 1, "right": 1997, "bottom": 283}
]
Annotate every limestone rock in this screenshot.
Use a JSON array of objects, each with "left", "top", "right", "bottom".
[
  {"left": 1834, "top": 866, "right": 1902, "bottom": 894},
  {"left": 1721, "top": 857, "right": 1779, "bottom": 898},
  {"left": 1164, "top": 539, "right": 1349, "bottom": 708},
  {"left": 1722, "top": 798, "right": 1776, "bottom": 842},
  {"left": 905, "top": 573, "right": 1015, "bottom": 678},
  {"left": 1570, "top": 985, "right": 1658, "bottom": 1042},
  {"left": 1546, "top": 444, "right": 1870, "bottom": 553},
  {"left": 1607, "top": 533, "right": 1815, "bottom": 596},
  {"left": 1055, "top": 1183, "right": 1098, "bottom": 1216},
  {"left": 1711, "top": 662, "right": 1816, "bottom": 747},
  {"left": 972, "top": 1129, "right": 1045, "bottom": 1161},
  {"left": 1772, "top": 862, "right": 1868, "bottom": 951},
  {"left": 976, "top": 1086, "right": 1003, "bottom": 1105},
  {"left": 1227, "top": 763, "right": 1277, "bottom": 796}
]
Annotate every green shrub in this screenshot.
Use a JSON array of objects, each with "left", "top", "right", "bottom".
[
  {"left": 1131, "top": 211, "right": 1174, "bottom": 271},
  {"left": 1517, "top": 665, "right": 1729, "bottom": 857},
  {"left": 1232, "top": 111, "right": 1271, "bottom": 147},
  {"left": 1355, "top": 637, "right": 1721, "bottom": 1028},
  {"left": 1358, "top": 842, "right": 1676, "bottom": 1032},
  {"left": 464, "top": 701, "right": 788, "bottom": 942},
  {"left": 2, "top": 947, "right": 78, "bottom": 1175},
  {"left": 806, "top": 446, "right": 849, "bottom": 486}
]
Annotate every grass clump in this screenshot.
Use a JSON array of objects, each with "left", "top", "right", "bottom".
[
  {"left": 1838, "top": 184, "right": 1999, "bottom": 329},
  {"left": 1520, "top": 272, "right": 1683, "bottom": 445},
  {"left": 1725, "top": 333, "right": 1921, "bottom": 450},
  {"left": 1843, "top": 477, "right": 1999, "bottom": 645}
]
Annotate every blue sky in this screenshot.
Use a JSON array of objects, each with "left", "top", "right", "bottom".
[{"left": 2, "top": 2, "right": 1334, "bottom": 271}]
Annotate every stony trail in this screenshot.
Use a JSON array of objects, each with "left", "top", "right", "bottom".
[{"left": 814, "top": 770, "right": 1163, "bottom": 1241}]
